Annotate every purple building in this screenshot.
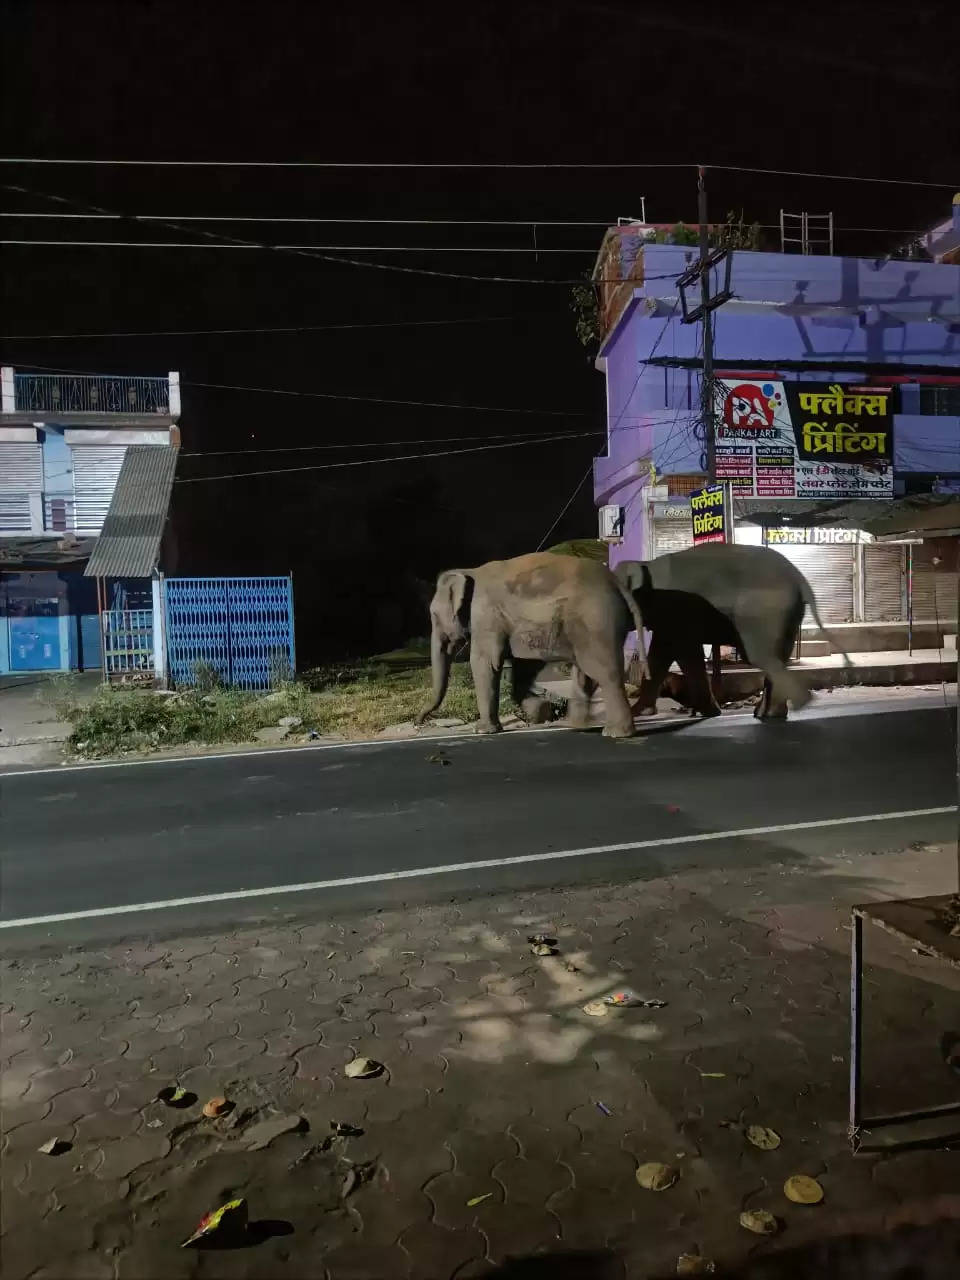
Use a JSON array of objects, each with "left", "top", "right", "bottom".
[{"left": 591, "top": 200, "right": 960, "bottom": 626}]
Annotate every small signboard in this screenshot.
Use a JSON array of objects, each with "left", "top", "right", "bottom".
[
  {"left": 690, "top": 484, "right": 726, "bottom": 545},
  {"left": 764, "top": 526, "right": 874, "bottom": 545}
]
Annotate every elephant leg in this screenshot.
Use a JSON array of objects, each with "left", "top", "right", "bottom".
[
  {"left": 738, "top": 615, "right": 809, "bottom": 716},
  {"left": 566, "top": 665, "right": 597, "bottom": 729},
  {"left": 757, "top": 597, "right": 806, "bottom": 719},
  {"left": 510, "top": 658, "right": 552, "bottom": 724},
  {"left": 631, "top": 632, "right": 673, "bottom": 717},
  {"left": 753, "top": 677, "right": 782, "bottom": 720},
  {"left": 470, "top": 634, "right": 506, "bottom": 734},
  {"left": 575, "top": 647, "right": 635, "bottom": 739},
  {"left": 676, "top": 640, "right": 722, "bottom": 718}
]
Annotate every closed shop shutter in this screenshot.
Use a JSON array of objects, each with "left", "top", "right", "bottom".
[
  {"left": 0, "top": 443, "right": 43, "bottom": 532},
  {"left": 654, "top": 518, "right": 694, "bottom": 556},
  {"left": 863, "top": 544, "right": 904, "bottom": 621},
  {"left": 912, "top": 564, "right": 959, "bottom": 627},
  {"left": 768, "top": 544, "right": 855, "bottom": 623},
  {"left": 70, "top": 446, "right": 126, "bottom": 533},
  {"left": 0, "top": 443, "right": 43, "bottom": 491}
]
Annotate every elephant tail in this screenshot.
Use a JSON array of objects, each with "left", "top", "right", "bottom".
[
  {"left": 799, "top": 578, "right": 853, "bottom": 668},
  {"left": 613, "top": 568, "right": 649, "bottom": 676}
]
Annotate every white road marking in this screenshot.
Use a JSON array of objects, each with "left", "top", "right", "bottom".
[{"left": 1, "top": 805, "right": 953, "bottom": 930}]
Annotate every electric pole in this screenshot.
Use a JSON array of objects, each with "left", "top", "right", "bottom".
[{"left": 698, "top": 165, "right": 716, "bottom": 487}]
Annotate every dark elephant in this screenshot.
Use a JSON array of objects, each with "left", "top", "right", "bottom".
[{"left": 615, "top": 543, "right": 851, "bottom": 720}]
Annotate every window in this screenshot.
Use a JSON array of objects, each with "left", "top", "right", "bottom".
[{"left": 918, "top": 385, "right": 960, "bottom": 416}]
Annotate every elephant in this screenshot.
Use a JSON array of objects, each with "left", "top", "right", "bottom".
[
  {"left": 417, "top": 552, "right": 646, "bottom": 737},
  {"left": 615, "top": 543, "right": 851, "bottom": 721}
]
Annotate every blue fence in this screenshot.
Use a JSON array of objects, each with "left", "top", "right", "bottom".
[{"left": 162, "top": 576, "right": 295, "bottom": 691}]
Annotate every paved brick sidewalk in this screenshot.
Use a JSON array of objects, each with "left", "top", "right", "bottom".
[{"left": 2, "top": 844, "right": 959, "bottom": 1279}]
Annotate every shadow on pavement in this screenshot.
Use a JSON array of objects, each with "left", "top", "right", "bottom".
[
  {"left": 697, "top": 1216, "right": 960, "bottom": 1280},
  {"left": 481, "top": 1251, "right": 621, "bottom": 1278},
  {"left": 194, "top": 1218, "right": 294, "bottom": 1250}
]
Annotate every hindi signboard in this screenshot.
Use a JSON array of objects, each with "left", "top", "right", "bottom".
[
  {"left": 690, "top": 483, "right": 726, "bottom": 545},
  {"left": 716, "top": 380, "right": 896, "bottom": 500},
  {"left": 764, "top": 527, "right": 873, "bottom": 546}
]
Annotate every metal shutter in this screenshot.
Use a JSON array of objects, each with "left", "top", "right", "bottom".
[
  {"left": 0, "top": 443, "right": 43, "bottom": 491},
  {"left": 71, "top": 445, "right": 126, "bottom": 534},
  {"left": 769, "top": 545, "right": 855, "bottom": 623},
  {"left": 912, "top": 565, "right": 959, "bottom": 627},
  {"left": 0, "top": 443, "right": 43, "bottom": 532},
  {"left": 654, "top": 518, "right": 694, "bottom": 556},
  {"left": 863, "top": 544, "right": 904, "bottom": 621}
]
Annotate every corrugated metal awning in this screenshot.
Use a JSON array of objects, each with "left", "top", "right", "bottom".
[
  {"left": 736, "top": 495, "right": 960, "bottom": 540},
  {"left": 84, "top": 445, "right": 178, "bottom": 579}
]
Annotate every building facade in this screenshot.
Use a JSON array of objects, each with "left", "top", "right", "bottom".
[
  {"left": 592, "top": 199, "right": 960, "bottom": 629},
  {"left": 0, "top": 368, "right": 180, "bottom": 674}
]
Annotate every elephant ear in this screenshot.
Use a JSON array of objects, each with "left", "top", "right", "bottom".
[{"left": 434, "top": 570, "right": 474, "bottom": 632}]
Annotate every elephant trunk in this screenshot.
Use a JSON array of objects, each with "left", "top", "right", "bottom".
[{"left": 417, "top": 629, "right": 453, "bottom": 725}]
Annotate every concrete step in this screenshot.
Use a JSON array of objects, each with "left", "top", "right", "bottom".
[
  {"left": 534, "top": 649, "right": 956, "bottom": 712},
  {"left": 799, "top": 639, "right": 831, "bottom": 657},
  {"left": 801, "top": 622, "right": 947, "bottom": 653}
]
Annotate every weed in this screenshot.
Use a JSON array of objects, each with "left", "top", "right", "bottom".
[
  {"left": 191, "top": 659, "right": 222, "bottom": 694},
  {"left": 60, "top": 656, "right": 523, "bottom": 758}
]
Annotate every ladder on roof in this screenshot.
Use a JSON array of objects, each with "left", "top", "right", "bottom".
[{"left": 780, "top": 210, "right": 834, "bottom": 255}]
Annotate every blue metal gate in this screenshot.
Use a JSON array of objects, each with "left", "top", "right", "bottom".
[{"left": 162, "top": 576, "right": 295, "bottom": 690}]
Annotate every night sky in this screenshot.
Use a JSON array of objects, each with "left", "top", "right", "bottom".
[{"left": 3, "top": 1, "right": 958, "bottom": 659}]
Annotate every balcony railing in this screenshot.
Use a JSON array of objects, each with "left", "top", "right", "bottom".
[{"left": 13, "top": 373, "right": 170, "bottom": 415}]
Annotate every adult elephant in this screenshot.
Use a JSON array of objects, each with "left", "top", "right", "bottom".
[
  {"left": 417, "top": 552, "right": 645, "bottom": 737},
  {"left": 615, "top": 543, "right": 850, "bottom": 720}
]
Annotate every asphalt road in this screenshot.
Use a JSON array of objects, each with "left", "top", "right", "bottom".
[{"left": 1, "top": 696, "right": 957, "bottom": 942}]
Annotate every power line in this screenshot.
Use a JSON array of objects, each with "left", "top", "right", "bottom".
[
  {"left": 175, "top": 431, "right": 601, "bottom": 484},
  {"left": 0, "top": 239, "right": 596, "bottom": 254},
  {"left": 535, "top": 464, "right": 594, "bottom": 551},
  {"left": 708, "top": 163, "right": 959, "bottom": 189},
  {"left": 1, "top": 212, "right": 937, "bottom": 236},
  {"left": 181, "top": 428, "right": 577, "bottom": 458},
  {"left": 0, "top": 314, "right": 537, "bottom": 341},
  {"left": 0, "top": 212, "right": 614, "bottom": 227},
  {"left": 0, "top": 183, "right": 651, "bottom": 285},
  {"left": 0, "top": 234, "right": 677, "bottom": 284},
  {"left": 0, "top": 157, "right": 957, "bottom": 186},
  {"left": 184, "top": 378, "right": 591, "bottom": 416},
  {"left": 0, "top": 158, "right": 694, "bottom": 170}
]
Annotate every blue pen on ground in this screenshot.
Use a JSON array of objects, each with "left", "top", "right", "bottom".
[{"left": 596, "top": 1101, "right": 612, "bottom": 1116}]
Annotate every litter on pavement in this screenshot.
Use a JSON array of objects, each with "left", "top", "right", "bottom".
[
  {"left": 739, "top": 1209, "right": 779, "bottom": 1235},
  {"left": 181, "top": 1198, "right": 249, "bottom": 1248},
  {"left": 635, "top": 1162, "right": 679, "bottom": 1191},
  {"left": 37, "top": 1137, "right": 71, "bottom": 1156},
  {"left": 344, "top": 1056, "right": 383, "bottom": 1079}
]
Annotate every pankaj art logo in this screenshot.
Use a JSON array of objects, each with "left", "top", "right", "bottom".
[{"left": 722, "top": 382, "right": 782, "bottom": 432}]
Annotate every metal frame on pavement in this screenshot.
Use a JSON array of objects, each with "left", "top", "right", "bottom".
[{"left": 848, "top": 898, "right": 960, "bottom": 1153}]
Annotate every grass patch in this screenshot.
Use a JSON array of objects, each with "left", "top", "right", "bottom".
[{"left": 60, "top": 658, "right": 522, "bottom": 758}]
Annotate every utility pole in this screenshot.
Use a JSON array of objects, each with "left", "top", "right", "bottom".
[
  {"left": 679, "top": 166, "right": 733, "bottom": 539},
  {"left": 698, "top": 166, "right": 716, "bottom": 488}
]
